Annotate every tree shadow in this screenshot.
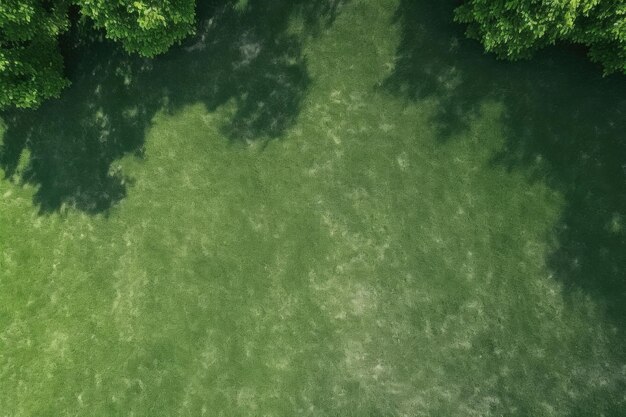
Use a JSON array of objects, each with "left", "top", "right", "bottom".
[
  {"left": 155, "top": 0, "right": 313, "bottom": 141},
  {"left": 493, "top": 66, "right": 626, "bottom": 336},
  {"left": 0, "top": 0, "right": 347, "bottom": 214},
  {"left": 382, "top": 0, "right": 507, "bottom": 137},
  {"left": 385, "top": 0, "right": 626, "bottom": 336},
  {"left": 0, "top": 41, "right": 155, "bottom": 213}
]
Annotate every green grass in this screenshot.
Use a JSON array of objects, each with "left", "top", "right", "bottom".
[{"left": 1, "top": 0, "right": 625, "bottom": 416}]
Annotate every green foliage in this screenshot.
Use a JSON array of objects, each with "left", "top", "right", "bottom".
[
  {"left": 76, "top": 0, "right": 196, "bottom": 57},
  {"left": 0, "top": 0, "right": 70, "bottom": 109},
  {"left": 572, "top": 1, "right": 626, "bottom": 73},
  {"left": 0, "top": 0, "right": 197, "bottom": 110},
  {"left": 455, "top": 0, "right": 626, "bottom": 74}
]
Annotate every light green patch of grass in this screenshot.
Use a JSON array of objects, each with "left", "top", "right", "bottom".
[{"left": 1, "top": 0, "right": 625, "bottom": 416}]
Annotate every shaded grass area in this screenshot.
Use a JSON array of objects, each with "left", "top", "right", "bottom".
[
  {"left": 0, "top": 0, "right": 625, "bottom": 416},
  {"left": 385, "top": 0, "right": 626, "bottom": 343},
  {"left": 0, "top": 0, "right": 330, "bottom": 212}
]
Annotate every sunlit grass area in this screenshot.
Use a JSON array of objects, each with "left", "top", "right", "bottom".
[{"left": 1, "top": 0, "right": 624, "bottom": 416}]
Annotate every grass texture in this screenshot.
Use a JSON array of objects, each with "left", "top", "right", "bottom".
[{"left": 0, "top": 0, "right": 625, "bottom": 415}]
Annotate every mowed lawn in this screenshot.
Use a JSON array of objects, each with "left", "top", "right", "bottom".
[{"left": 1, "top": 0, "right": 625, "bottom": 416}]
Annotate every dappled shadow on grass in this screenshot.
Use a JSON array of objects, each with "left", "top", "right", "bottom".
[
  {"left": 157, "top": 0, "right": 312, "bottom": 141},
  {"left": 0, "top": 0, "right": 348, "bottom": 214},
  {"left": 385, "top": 0, "right": 626, "bottom": 350},
  {"left": 382, "top": 0, "right": 503, "bottom": 138},
  {"left": 493, "top": 67, "right": 626, "bottom": 342},
  {"left": 0, "top": 43, "right": 154, "bottom": 213}
]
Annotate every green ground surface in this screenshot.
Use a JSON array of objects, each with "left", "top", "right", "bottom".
[{"left": 1, "top": 0, "right": 625, "bottom": 415}]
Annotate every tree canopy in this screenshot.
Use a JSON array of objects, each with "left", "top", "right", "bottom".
[
  {"left": 1, "top": 0, "right": 196, "bottom": 109},
  {"left": 78, "top": 0, "right": 196, "bottom": 57},
  {"left": 0, "top": 0, "right": 70, "bottom": 109},
  {"left": 455, "top": 0, "right": 626, "bottom": 75}
]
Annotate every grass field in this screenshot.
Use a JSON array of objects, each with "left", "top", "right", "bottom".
[{"left": 1, "top": 0, "right": 625, "bottom": 415}]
